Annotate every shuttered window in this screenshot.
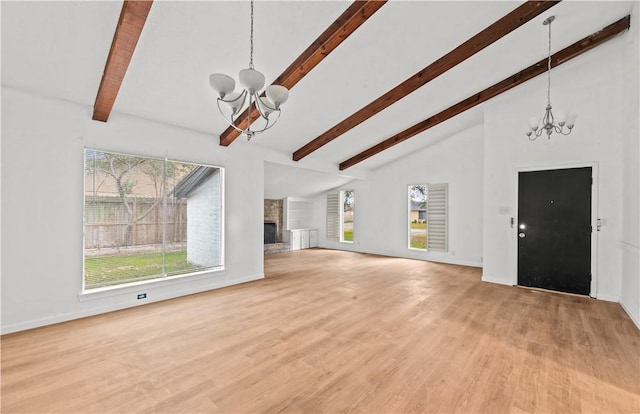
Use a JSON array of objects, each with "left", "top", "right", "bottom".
[
  {"left": 426, "top": 183, "right": 448, "bottom": 251},
  {"left": 408, "top": 183, "right": 447, "bottom": 251},
  {"left": 326, "top": 193, "right": 340, "bottom": 241}
]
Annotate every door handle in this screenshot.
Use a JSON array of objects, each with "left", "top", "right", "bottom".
[{"left": 519, "top": 232, "right": 526, "bottom": 238}]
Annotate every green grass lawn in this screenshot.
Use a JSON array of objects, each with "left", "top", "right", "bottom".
[
  {"left": 85, "top": 250, "right": 195, "bottom": 289},
  {"left": 343, "top": 229, "right": 353, "bottom": 242},
  {"left": 410, "top": 235, "right": 427, "bottom": 249},
  {"left": 410, "top": 222, "right": 427, "bottom": 249}
]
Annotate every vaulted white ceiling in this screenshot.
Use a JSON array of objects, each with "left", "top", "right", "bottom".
[{"left": 1, "top": 0, "right": 635, "bottom": 196}]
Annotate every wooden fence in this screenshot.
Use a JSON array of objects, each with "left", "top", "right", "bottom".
[{"left": 84, "top": 197, "right": 187, "bottom": 248}]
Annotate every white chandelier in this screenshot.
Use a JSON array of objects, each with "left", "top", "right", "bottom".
[
  {"left": 526, "top": 16, "right": 577, "bottom": 140},
  {"left": 209, "top": 0, "right": 289, "bottom": 141}
]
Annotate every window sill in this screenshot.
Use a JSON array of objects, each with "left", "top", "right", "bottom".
[{"left": 78, "top": 267, "right": 225, "bottom": 302}]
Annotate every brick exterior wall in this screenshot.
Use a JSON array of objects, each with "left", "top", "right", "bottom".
[
  {"left": 264, "top": 199, "right": 283, "bottom": 242},
  {"left": 186, "top": 170, "right": 221, "bottom": 267}
]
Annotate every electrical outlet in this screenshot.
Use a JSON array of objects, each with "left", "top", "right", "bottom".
[{"left": 137, "top": 293, "right": 147, "bottom": 300}]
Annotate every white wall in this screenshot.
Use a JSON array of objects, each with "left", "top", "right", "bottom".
[
  {"left": 315, "top": 123, "right": 485, "bottom": 268},
  {"left": 482, "top": 30, "right": 633, "bottom": 304},
  {"left": 620, "top": 2, "right": 640, "bottom": 327},
  {"left": 1, "top": 87, "right": 265, "bottom": 333}
]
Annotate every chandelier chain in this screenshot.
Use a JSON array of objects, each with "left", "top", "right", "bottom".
[
  {"left": 249, "top": 0, "right": 254, "bottom": 69},
  {"left": 546, "top": 17, "right": 552, "bottom": 107}
]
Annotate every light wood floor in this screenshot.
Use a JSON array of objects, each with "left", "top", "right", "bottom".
[{"left": 2, "top": 249, "right": 639, "bottom": 413}]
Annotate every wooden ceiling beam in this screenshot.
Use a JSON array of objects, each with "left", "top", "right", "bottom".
[
  {"left": 339, "top": 15, "right": 631, "bottom": 171},
  {"left": 92, "top": 0, "right": 153, "bottom": 122},
  {"left": 219, "top": 0, "right": 387, "bottom": 147},
  {"left": 293, "top": 0, "right": 561, "bottom": 161}
]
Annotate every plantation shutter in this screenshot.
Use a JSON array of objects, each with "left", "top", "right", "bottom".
[
  {"left": 326, "top": 193, "right": 340, "bottom": 241},
  {"left": 427, "top": 183, "right": 447, "bottom": 251}
]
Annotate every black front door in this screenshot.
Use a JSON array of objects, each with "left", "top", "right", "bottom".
[{"left": 517, "top": 167, "right": 592, "bottom": 295}]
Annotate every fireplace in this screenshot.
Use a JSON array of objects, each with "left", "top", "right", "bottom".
[{"left": 264, "top": 222, "right": 277, "bottom": 244}]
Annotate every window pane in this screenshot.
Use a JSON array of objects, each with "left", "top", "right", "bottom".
[
  {"left": 84, "top": 151, "right": 164, "bottom": 289},
  {"left": 84, "top": 150, "right": 223, "bottom": 290},
  {"left": 170, "top": 163, "right": 223, "bottom": 274},
  {"left": 408, "top": 184, "right": 427, "bottom": 250},
  {"left": 342, "top": 190, "right": 354, "bottom": 243}
]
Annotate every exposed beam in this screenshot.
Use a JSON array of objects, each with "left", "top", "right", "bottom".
[
  {"left": 219, "top": 0, "right": 387, "bottom": 147},
  {"left": 293, "top": 0, "right": 561, "bottom": 161},
  {"left": 93, "top": 0, "right": 153, "bottom": 122},
  {"left": 339, "top": 15, "right": 631, "bottom": 171}
]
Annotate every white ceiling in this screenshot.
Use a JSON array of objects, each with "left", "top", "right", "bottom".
[
  {"left": 2, "top": 0, "right": 635, "bottom": 196},
  {"left": 264, "top": 161, "right": 355, "bottom": 199}
]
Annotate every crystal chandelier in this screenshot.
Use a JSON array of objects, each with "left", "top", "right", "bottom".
[
  {"left": 209, "top": 0, "right": 289, "bottom": 141},
  {"left": 526, "top": 16, "right": 577, "bottom": 140}
]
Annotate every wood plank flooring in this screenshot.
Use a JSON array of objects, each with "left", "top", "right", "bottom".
[{"left": 2, "top": 249, "right": 639, "bottom": 413}]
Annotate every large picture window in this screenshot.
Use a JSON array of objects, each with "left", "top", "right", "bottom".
[{"left": 83, "top": 149, "right": 223, "bottom": 290}]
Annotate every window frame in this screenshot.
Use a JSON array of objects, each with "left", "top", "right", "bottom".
[
  {"left": 406, "top": 183, "right": 448, "bottom": 252},
  {"left": 82, "top": 148, "right": 225, "bottom": 293},
  {"left": 407, "top": 184, "right": 428, "bottom": 251},
  {"left": 340, "top": 189, "right": 354, "bottom": 244}
]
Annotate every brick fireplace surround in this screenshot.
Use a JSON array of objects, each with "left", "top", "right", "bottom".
[{"left": 264, "top": 199, "right": 289, "bottom": 254}]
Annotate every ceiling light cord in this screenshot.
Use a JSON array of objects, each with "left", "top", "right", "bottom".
[
  {"left": 249, "top": 0, "right": 254, "bottom": 70},
  {"left": 546, "top": 16, "right": 552, "bottom": 108}
]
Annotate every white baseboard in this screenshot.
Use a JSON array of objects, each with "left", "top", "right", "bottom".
[
  {"left": 481, "top": 275, "right": 514, "bottom": 286},
  {"left": 1, "top": 273, "right": 264, "bottom": 335},
  {"left": 596, "top": 294, "right": 621, "bottom": 303},
  {"left": 620, "top": 298, "right": 640, "bottom": 330},
  {"left": 318, "top": 245, "right": 483, "bottom": 268}
]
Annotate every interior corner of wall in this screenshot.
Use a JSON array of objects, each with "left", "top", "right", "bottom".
[{"left": 619, "top": 297, "right": 640, "bottom": 330}]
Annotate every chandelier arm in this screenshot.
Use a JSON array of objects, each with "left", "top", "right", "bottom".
[
  {"left": 245, "top": 92, "right": 255, "bottom": 135},
  {"left": 215, "top": 97, "right": 251, "bottom": 134},
  {"left": 218, "top": 89, "right": 248, "bottom": 106},
  {"left": 246, "top": 108, "right": 283, "bottom": 135},
  {"left": 253, "top": 95, "right": 271, "bottom": 120},
  {"left": 256, "top": 95, "right": 278, "bottom": 113},
  {"left": 545, "top": 105, "right": 554, "bottom": 127}
]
